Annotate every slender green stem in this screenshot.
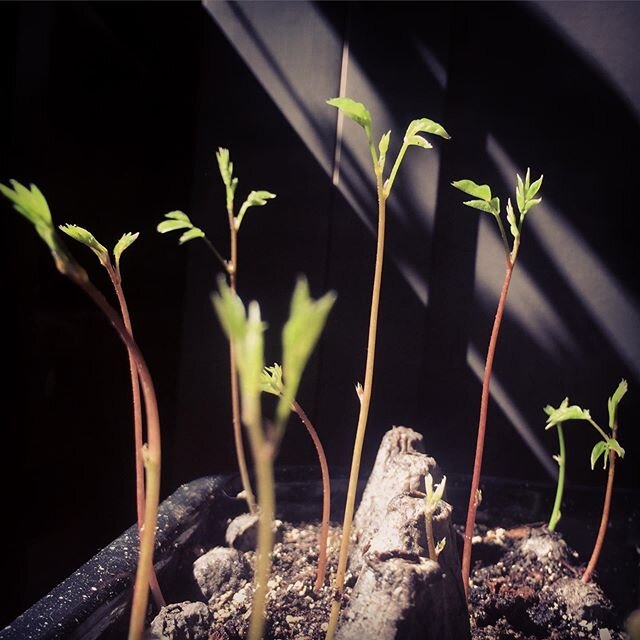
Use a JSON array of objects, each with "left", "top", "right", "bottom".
[
  {"left": 202, "top": 236, "right": 228, "bottom": 271},
  {"left": 588, "top": 418, "right": 610, "bottom": 442},
  {"left": 227, "top": 203, "right": 257, "bottom": 515},
  {"left": 384, "top": 143, "right": 408, "bottom": 198},
  {"left": 107, "top": 265, "right": 166, "bottom": 610},
  {"left": 461, "top": 255, "right": 515, "bottom": 598},
  {"left": 548, "top": 425, "right": 566, "bottom": 531},
  {"left": 292, "top": 400, "right": 331, "bottom": 591},
  {"left": 325, "top": 171, "right": 387, "bottom": 640},
  {"left": 495, "top": 215, "right": 511, "bottom": 259},
  {"left": 70, "top": 277, "right": 161, "bottom": 640}
]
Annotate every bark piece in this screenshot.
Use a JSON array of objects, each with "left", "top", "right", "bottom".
[{"left": 338, "top": 426, "right": 471, "bottom": 640}]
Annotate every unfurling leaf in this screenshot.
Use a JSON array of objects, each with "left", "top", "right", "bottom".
[
  {"left": 406, "top": 117, "right": 451, "bottom": 140},
  {"left": 590, "top": 440, "right": 608, "bottom": 470},
  {"left": 435, "top": 538, "right": 447, "bottom": 557},
  {"left": 378, "top": 130, "right": 391, "bottom": 172},
  {"left": 424, "top": 473, "right": 446, "bottom": 514},
  {"left": 60, "top": 224, "right": 109, "bottom": 266},
  {"left": 527, "top": 174, "right": 544, "bottom": 200},
  {"left": 451, "top": 179, "right": 492, "bottom": 202},
  {"left": 261, "top": 363, "right": 284, "bottom": 397},
  {"left": 327, "top": 97, "right": 373, "bottom": 137},
  {"left": 406, "top": 134, "right": 432, "bottom": 149},
  {"left": 461, "top": 199, "right": 497, "bottom": 216},
  {"left": 506, "top": 198, "right": 519, "bottom": 240},
  {"left": 236, "top": 190, "right": 277, "bottom": 230},
  {"left": 544, "top": 398, "right": 592, "bottom": 429},
  {"left": 607, "top": 379, "right": 628, "bottom": 429},
  {"left": 113, "top": 232, "right": 139, "bottom": 271},
  {"left": 157, "top": 211, "right": 206, "bottom": 245},
  {"left": 277, "top": 277, "right": 336, "bottom": 429}
]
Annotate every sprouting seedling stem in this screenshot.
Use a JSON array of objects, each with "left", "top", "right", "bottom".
[
  {"left": 157, "top": 152, "right": 275, "bottom": 516},
  {"left": 324, "top": 98, "right": 449, "bottom": 640},
  {"left": 0, "top": 182, "right": 163, "bottom": 640},
  {"left": 262, "top": 363, "right": 331, "bottom": 592},
  {"left": 59, "top": 225, "right": 166, "bottom": 609},
  {"left": 423, "top": 473, "right": 447, "bottom": 562},
  {"left": 548, "top": 424, "right": 566, "bottom": 531},
  {"left": 452, "top": 169, "right": 543, "bottom": 598}
]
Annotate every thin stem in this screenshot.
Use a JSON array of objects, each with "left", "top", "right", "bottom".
[
  {"left": 588, "top": 418, "right": 610, "bottom": 442},
  {"left": 107, "top": 265, "right": 165, "bottom": 609},
  {"left": 325, "top": 171, "right": 387, "bottom": 640},
  {"left": 384, "top": 142, "right": 408, "bottom": 198},
  {"left": 202, "top": 236, "right": 228, "bottom": 272},
  {"left": 425, "top": 512, "right": 437, "bottom": 562},
  {"left": 71, "top": 278, "right": 161, "bottom": 640},
  {"left": 228, "top": 203, "right": 257, "bottom": 515},
  {"left": 582, "top": 448, "right": 616, "bottom": 583},
  {"left": 548, "top": 425, "right": 566, "bottom": 531},
  {"left": 461, "top": 256, "right": 515, "bottom": 598},
  {"left": 292, "top": 400, "right": 331, "bottom": 592}
]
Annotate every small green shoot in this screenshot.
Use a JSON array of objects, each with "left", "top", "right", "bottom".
[
  {"left": 543, "top": 380, "right": 627, "bottom": 583},
  {"left": 325, "top": 97, "right": 449, "bottom": 640},
  {"left": 212, "top": 276, "right": 335, "bottom": 640},
  {"left": 261, "top": 363, "right": 332, "bottom": 592},
  {"left": 423, "top": 473, "right": 447, "bottom": 562},
  {"left": 452, "top": 169, "right": 543, "bottom": 597},
  {"left": 1, "top": 181, "right": 163, "bottom": 640},
  {"left": 158, "top": 149, "right": 276, "bottom": 515}
]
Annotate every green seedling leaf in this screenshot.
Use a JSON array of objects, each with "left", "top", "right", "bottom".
[
  {"left": 590, "top": 438, "right": 625, "bottom": 470},
  {"left": 544, "top": 398, "right": 592, "bottom": 429},
  {"left": 378, "top": 130, "right": 391, "bottom": 172},
  {"left": 157, "top": 211, "right": 206, "bottom": 245},
  {"left": 113, "top": 232, "right": 139, "bottom": 272},
  {"left": 406, "top": 117, "right": 451, "bottom": 140},
  {"left": 451, "top": 179, "right": 492, "bottom": 202},
  {"left": 60, "top": 224, "right": 109, "bottom": 266},
  {"left": 527, "top": 174, "right": 544, "bottom": 200},
  {"left": 506, "top": 198, "right": 519, "bottom": 240},
  {"left": 327, "top": 97, "right": 373, "bottom": 136},
  {"left": 521, "top": 197, "right": 542, "bottom": 215},
  {"left": 516, "top": 173, "right": 526, "bottom": 213},
  {"left": 236, "top": 190, "right": 277, "bottom": 230},
  {"left": 461, "top": 199, "right": 498, "bottom": 216},
  {"left": 405, "top": 134, "right": 432, "bottom": 149},
  {"left": 607, "top": 378, "right": 628, "bottom": 429},
  {"left": 261, "top": 363, "right": 284, "bottom": 397},
  {"left": 212, "top": 278, "right": 265, "bottom": 425},
  {"left": 277, "top": 277, "right": 336, "bottom": 428},
  {"left": 435, "top": 538, "right": 447, "bottom": 557},
  {"left": 424, "top": 473, "right": 446, "bottom": 514},
  {"left": 216, "top": 147, "right": 239, "bottom": 209}
]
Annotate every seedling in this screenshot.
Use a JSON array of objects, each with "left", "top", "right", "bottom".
[
  {"left": 325, "top": 97, "right": 450, "bottom": 640},
  {"left": 423, "top": 473, "right": 447, "bottom": 562},
  {"left": 213, "top": 276, "right": 336, "bottom": 640},
  {"left": 261, "top": 363, "right": 331, "bottom": 591},
  {"left": 58, "top": 224, "right": 165, "bottom": 609},
  {"left": 0, "top": 181, "right": 162, "bottom": 640},
  {"left": 543, "top": 400, "right": 567, "bottom": 532},
  {"left": 452, "top": 168, "right": 543, "bottom": 597},
  {"left": 158, "top": 148, "right": 276, "bottom": 514},
  {"left": 543, "top": 379, "right": 627, "bottom": 583}
]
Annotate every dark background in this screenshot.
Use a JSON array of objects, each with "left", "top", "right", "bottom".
[{"left": 2, "top": 0, "right": 639, "bottom": 629}]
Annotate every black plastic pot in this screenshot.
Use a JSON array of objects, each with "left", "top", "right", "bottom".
[{"left": 2, "top": 470, "right": 638, "bottom": 639}]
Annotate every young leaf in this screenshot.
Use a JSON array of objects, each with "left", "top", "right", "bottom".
[
  {"left": 276, "top": 277, "right": 336, "bottom": 428},
  {"left": 607, "top": 378, "right": 628, "bottom": 429},
  {"left": 406, "top": 117, "right": 451, "bottom": 140},
  {"left": 506, "top": 198, "right": 519, "bottom": 240},
  {"left": 405, "top": 134, "right": 432, "bottom": 150},
  {"left": 59, "top": 224, "right": 109, "bottom": 266},
  {"left": 451, "top": 179, "right": 492, "bottom": 202},
  {"left": 516, "top": 173, "right": 526, "bottom": 213},
  {"left": 461, "top": 199, "right": 498, "bottom": 216},
  {"left": 590, "top": 440, "right": 608, "bottom": 470},
  {"left": 544, "top": 400, "right": 591, "bottom": 429},
  {"left": 235, "top": 190, "right": 277, "bottom": 230},
  {"left": 261, "top": 363, "right": 284, "bottom": 397},
  {"left": 157, "top": 211, "right": 206, "bottom": 245},
  {"left": 211, "top": 275, "right": 249, "bottom": 343},
  {"left": 378, "top": 130, "right": 391, "bottom": 170},
  {"left": 216, "top": 147, "right": 239, "bottom": 208},
  {"left": 113, "top": 232, "right": 139, "bottom": 271},
  {"left": 327, "top": 97, "right": 373, "bottom": 135},
  {"left": 526, "top": 174, "right": 544, "bottom": 200}
]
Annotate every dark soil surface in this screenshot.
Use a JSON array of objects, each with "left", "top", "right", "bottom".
[
  {"left": 149, "top": 518, "right": 628, "bottom": 640},
  {"left": 467, "top": 523, "right": 627, "bottom": 640}
]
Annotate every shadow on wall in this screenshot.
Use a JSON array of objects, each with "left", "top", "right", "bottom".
[{"left": 198, "top": 0, "right": 640, "bottom": 489}]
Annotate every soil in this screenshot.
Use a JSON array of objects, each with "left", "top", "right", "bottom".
[{"left": 148, "top": 517, "right": 628, "bottom": 640}]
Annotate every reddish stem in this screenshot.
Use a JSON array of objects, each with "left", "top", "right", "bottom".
[
  {"left": 582, "top": 449, "right": 616, "bottom": 583},
  {"left": 108, "top": 266, "right": 166, "bottom": 609},
  {"left": 292, "top": 400, "right": 331, "bottom": 592},
  {"left": 461, "top": 257, "right": 515, "bottom": 597}
]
